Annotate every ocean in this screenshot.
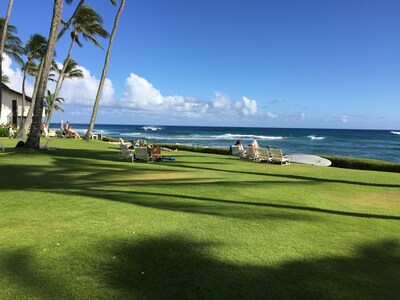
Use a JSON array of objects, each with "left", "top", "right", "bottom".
[{"left": 50, "top": 123, "right": 400, "bottom": 163}]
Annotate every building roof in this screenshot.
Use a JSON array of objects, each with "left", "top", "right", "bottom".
[{"left": 1, "top": 83, "right": 32, "bottom": 102}]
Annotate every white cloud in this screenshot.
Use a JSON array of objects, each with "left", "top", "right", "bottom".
[
  {"left": 58, "top": 66, "right": 116, "bottom": 106},
  {"left": 119, "top": 73, "right": 259, "bottom": 120},
  {"left": 339, "top": 115, "right": 349, "bottom": 123},
  {"left": 240, "top": 96, "right": 258, "bottom": 116},
  {"left": 212, "top": 91, "right": 231, "bottom": 109},
  {"left": 3, "top": 57, "right": 263, "bottom": 124},
  {"left": 2, "top": 54, "right": 34, "bottom": 96},
  {"left": 266, "top": 112, "right": 278, "bottom": 119}
]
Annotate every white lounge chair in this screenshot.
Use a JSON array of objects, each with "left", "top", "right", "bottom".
[
  {"left": 118, "top": 143, "right": 134, "bottom": 162},
  {"left": 245, "top": 146, "right": 260, "bottom": 162},
  {"left": 270, "top": 149, "right": 290, "bottom": 165},
  {"left": 134, "top": 147, "right": 152, "bottom": 162},
  {"left": 258, "top": 148, "right": 271, "bottom": 162},
  {"left": 230, "top": 145, "right": 245, "bottom": 158}
]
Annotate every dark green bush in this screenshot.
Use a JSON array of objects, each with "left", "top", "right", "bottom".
[
  {"left": 102, "top": 136, "right": 120, "bottom": 143},
  {"left": 322, "top": 156, "right": 400, "bottom": 173},
  {"left": 157, "top": 144, "right": 228, "bottom": 155},
  {"left": 0, "top": 126, "right": 8, "bottom": 137}
]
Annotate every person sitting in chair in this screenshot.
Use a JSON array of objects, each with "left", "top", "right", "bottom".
[{"left": 64, "top": 121, "right": 81, "bottom": 139}]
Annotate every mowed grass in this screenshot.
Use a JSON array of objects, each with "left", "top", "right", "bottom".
[{"left": 0, "top": 137, "right": 399, "bottom": 299}]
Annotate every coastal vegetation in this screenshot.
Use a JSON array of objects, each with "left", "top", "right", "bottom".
[
  {"left": 0, "top": 0, "right": 124, "bottom": 147},
  {"left": 0, "top": 137, "right": 399, "bottom": 298}
]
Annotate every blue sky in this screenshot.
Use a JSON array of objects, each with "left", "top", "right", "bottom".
[{"left": 1, "top": 0, "right": 399, "bottom": 129}]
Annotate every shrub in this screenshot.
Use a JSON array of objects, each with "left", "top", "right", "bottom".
[
  {"left": 322, "top": 156, "right": 400, "bottom": 173},
  {"left": 0, "top": 125, "right": 8, "bottom": 137},
  {"left": 102, "top": 136, "right": 120, "bottom": 143}
]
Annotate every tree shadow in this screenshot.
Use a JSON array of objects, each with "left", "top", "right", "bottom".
[
  {"left": 84, "top": 188, "right": 400, "bottom": 221},
  {"left": 171, "top": 163, "right": 400, "bottom": 188},
  {"left": 102, "top": 236, "right": 400, "bottom": 299},
  {"left": 1, "top": 158, "right": 399, "bottom": 221},
  {"left": 0, "top": 248, "right": 76, "bottom": 299}
]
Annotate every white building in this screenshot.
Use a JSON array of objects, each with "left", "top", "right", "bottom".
[{"left": 0, "top": 83, "right": 32, "bottom": 126}]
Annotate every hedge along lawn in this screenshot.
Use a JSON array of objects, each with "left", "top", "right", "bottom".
[{"left": 0, "top": 137, "right": 399, "bottom": 299}]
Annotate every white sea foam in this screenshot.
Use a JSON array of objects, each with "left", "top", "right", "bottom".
[
  {"left": 137, "top": 133, "right": 284, "bottom": 141},
  {"left": 142, "top": 126, "right": 162, "bottom": 131},
  {"left": 308, "top": 135, "right": 325, "bottom": 140},
  {"left": 391, "top": 131, "right": 400, "bottom": 135},
  {"left": 219, "top": 133, "right": 284, "bottom": 140}
]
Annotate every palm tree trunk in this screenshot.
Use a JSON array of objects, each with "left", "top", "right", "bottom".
[
  {"left": 26, "top": 0, "right": 63, "bottom": 149},
  {"left": 57, "top": 0, "right": 85, "bottom": 41},
  {"left": 45, "top": 35, "right": 76, "bottom": 129},
  {"left": 0, "top": 0, "right": 14, "bottom": 120},
  {"left": 85, "top": 0, "right": 125, "bottom": 140},
  {"left": 19, "top": 63, "right": 29, "bottom": 129},
  {"left": 17, "top": 61, "right": 43, "bottom": 138}
]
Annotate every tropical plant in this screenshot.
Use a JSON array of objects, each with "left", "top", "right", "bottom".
[
  {"left": 44, "top": 90, "right": 64, "bottom": 123},
  {"left": 45, "top": 58, "right": 83, "bottom": 128},
  {"left": 47, "top": 4, "right": 109, "bottom": 135},
  {"left": 26, "top": 0, "right": 64, "bottom": 149},
  {"left": 0, "top": 13, "right": 24, "bottom": 118},
  {"left": 15, "top": 34, "right": 47, "bottom": 133},
  {"left": 85, "top": 0, "right": 124, "bottom": 140},
  {"left": 0, "top": 0, "right": 13, "bottom": 116},
  {"left": 2, "top": 74, "right": 10, "bottom": 84}
]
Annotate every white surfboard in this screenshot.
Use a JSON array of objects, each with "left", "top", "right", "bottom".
[{"left": 289, "top": 154, "right": 331, "bottom": 166}]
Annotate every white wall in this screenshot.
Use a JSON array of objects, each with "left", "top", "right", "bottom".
[{"left": 0, "top": 88, "right": 31, "bottom": 126}]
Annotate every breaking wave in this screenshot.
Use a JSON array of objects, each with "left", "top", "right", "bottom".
[
  {"left": 308, "top": 135, "right": 325, "bottom": 140},
  {"left": 391, "top": 131, "right": 400, "bottom": 135},
  {"left": 142, "top": 126, "right": 162, "bottom": 131}
]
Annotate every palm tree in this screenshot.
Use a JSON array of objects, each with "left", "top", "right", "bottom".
[
  {"left": 15, "top": 34, "right": 47, "bottom": 135},
  {"left": 85, "top": 0, "right": 125, "bottom": 140},
  {"left": 18, "top": 60, "right": 38, "bottom": 128},
  {"left": 44, "top": 90, "right": 64, "bottom": 123},
  {"left": 2, "top": 75, "right": 10, "bottom": 84},
  {"left": 47, "top": 4, "right": 109, "bottom": 133},
  {"left": 45, "top": 58, "right": 83, "bottom": 128},
  {"left": 0, "top": 0, "right": 13, "bottom": 119},
  {"left": 25, "top": 0, "right": 64, "bottom": 149},
  {"left": 0, "top": 16, "right": 24, "bottom": 118}
]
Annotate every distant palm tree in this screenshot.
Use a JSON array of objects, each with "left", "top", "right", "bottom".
[
  {"left": 0, "top": 0, "right": 13, "bottom": 119},
  {"left": 45, "top": 58, "right": 83, "bottom": 128},
  {"left": 2, "top": 74, "right": 10, "bottom": 84},
  {"left": 15, "top": 34, "right": 47, "bottom": 135},
  {"left": 0, "top": 15, "right": 24, "bottom": 119},
  {"left": 44, "top": 90, "right": 64, "bottom": 123},
  {"left": 47, "top": 4, "right": 109, "bottom": 133},
  {"left": 26, "top": 0, "right": 64, "bottom": 149},
  {"left": 85, "top": 0, "right": 125, "bottom": 140}
]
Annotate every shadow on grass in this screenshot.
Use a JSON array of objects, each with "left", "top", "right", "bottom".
[
  {"left": 171, "top": 162, "right": 400, "bottom": 188},
  {"left": 83, "top": 188, "right": 400, "bottom": 221},
  {"left": 0, "top": 248, "right": 75, "bottom": 299},
  {"left": 101, "top": 236, "right": 400, "bottom": 299},
  {"left": 0, "top": 155, "right": 399, "bottom": 221},
  {"left": 1, "top": 237, "right": 398, "bottom": 299}
]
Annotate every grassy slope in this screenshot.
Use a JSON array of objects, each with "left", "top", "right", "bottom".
[{"left": 0, "top": 137, "right": 399, "bottom": 299}]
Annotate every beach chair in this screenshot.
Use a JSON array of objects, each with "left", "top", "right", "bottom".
[
  {"left": 134, "top": 147, "right": 152, "bottom": 162},
  {"left": 118, "top": 143, "right": 134, "bottom": 162},
  {"left": 151, "top": 146, "right": 163, "bottom": 161},
  {"left": 229, "top": 145, "right": 245, "bottom": 158},
  {"left": 258, "top": 147, "right": 271, "bottom": 162},
  {"left": 270, "top": 149, "right": 290, "bottom": 165},
  {"left": 245, "top": 146, "right": 260, "bottom": 162}
]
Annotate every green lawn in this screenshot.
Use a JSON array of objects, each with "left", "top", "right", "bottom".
[{"left": 0, "top": 137, "right": 399, "bottom": 299}]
